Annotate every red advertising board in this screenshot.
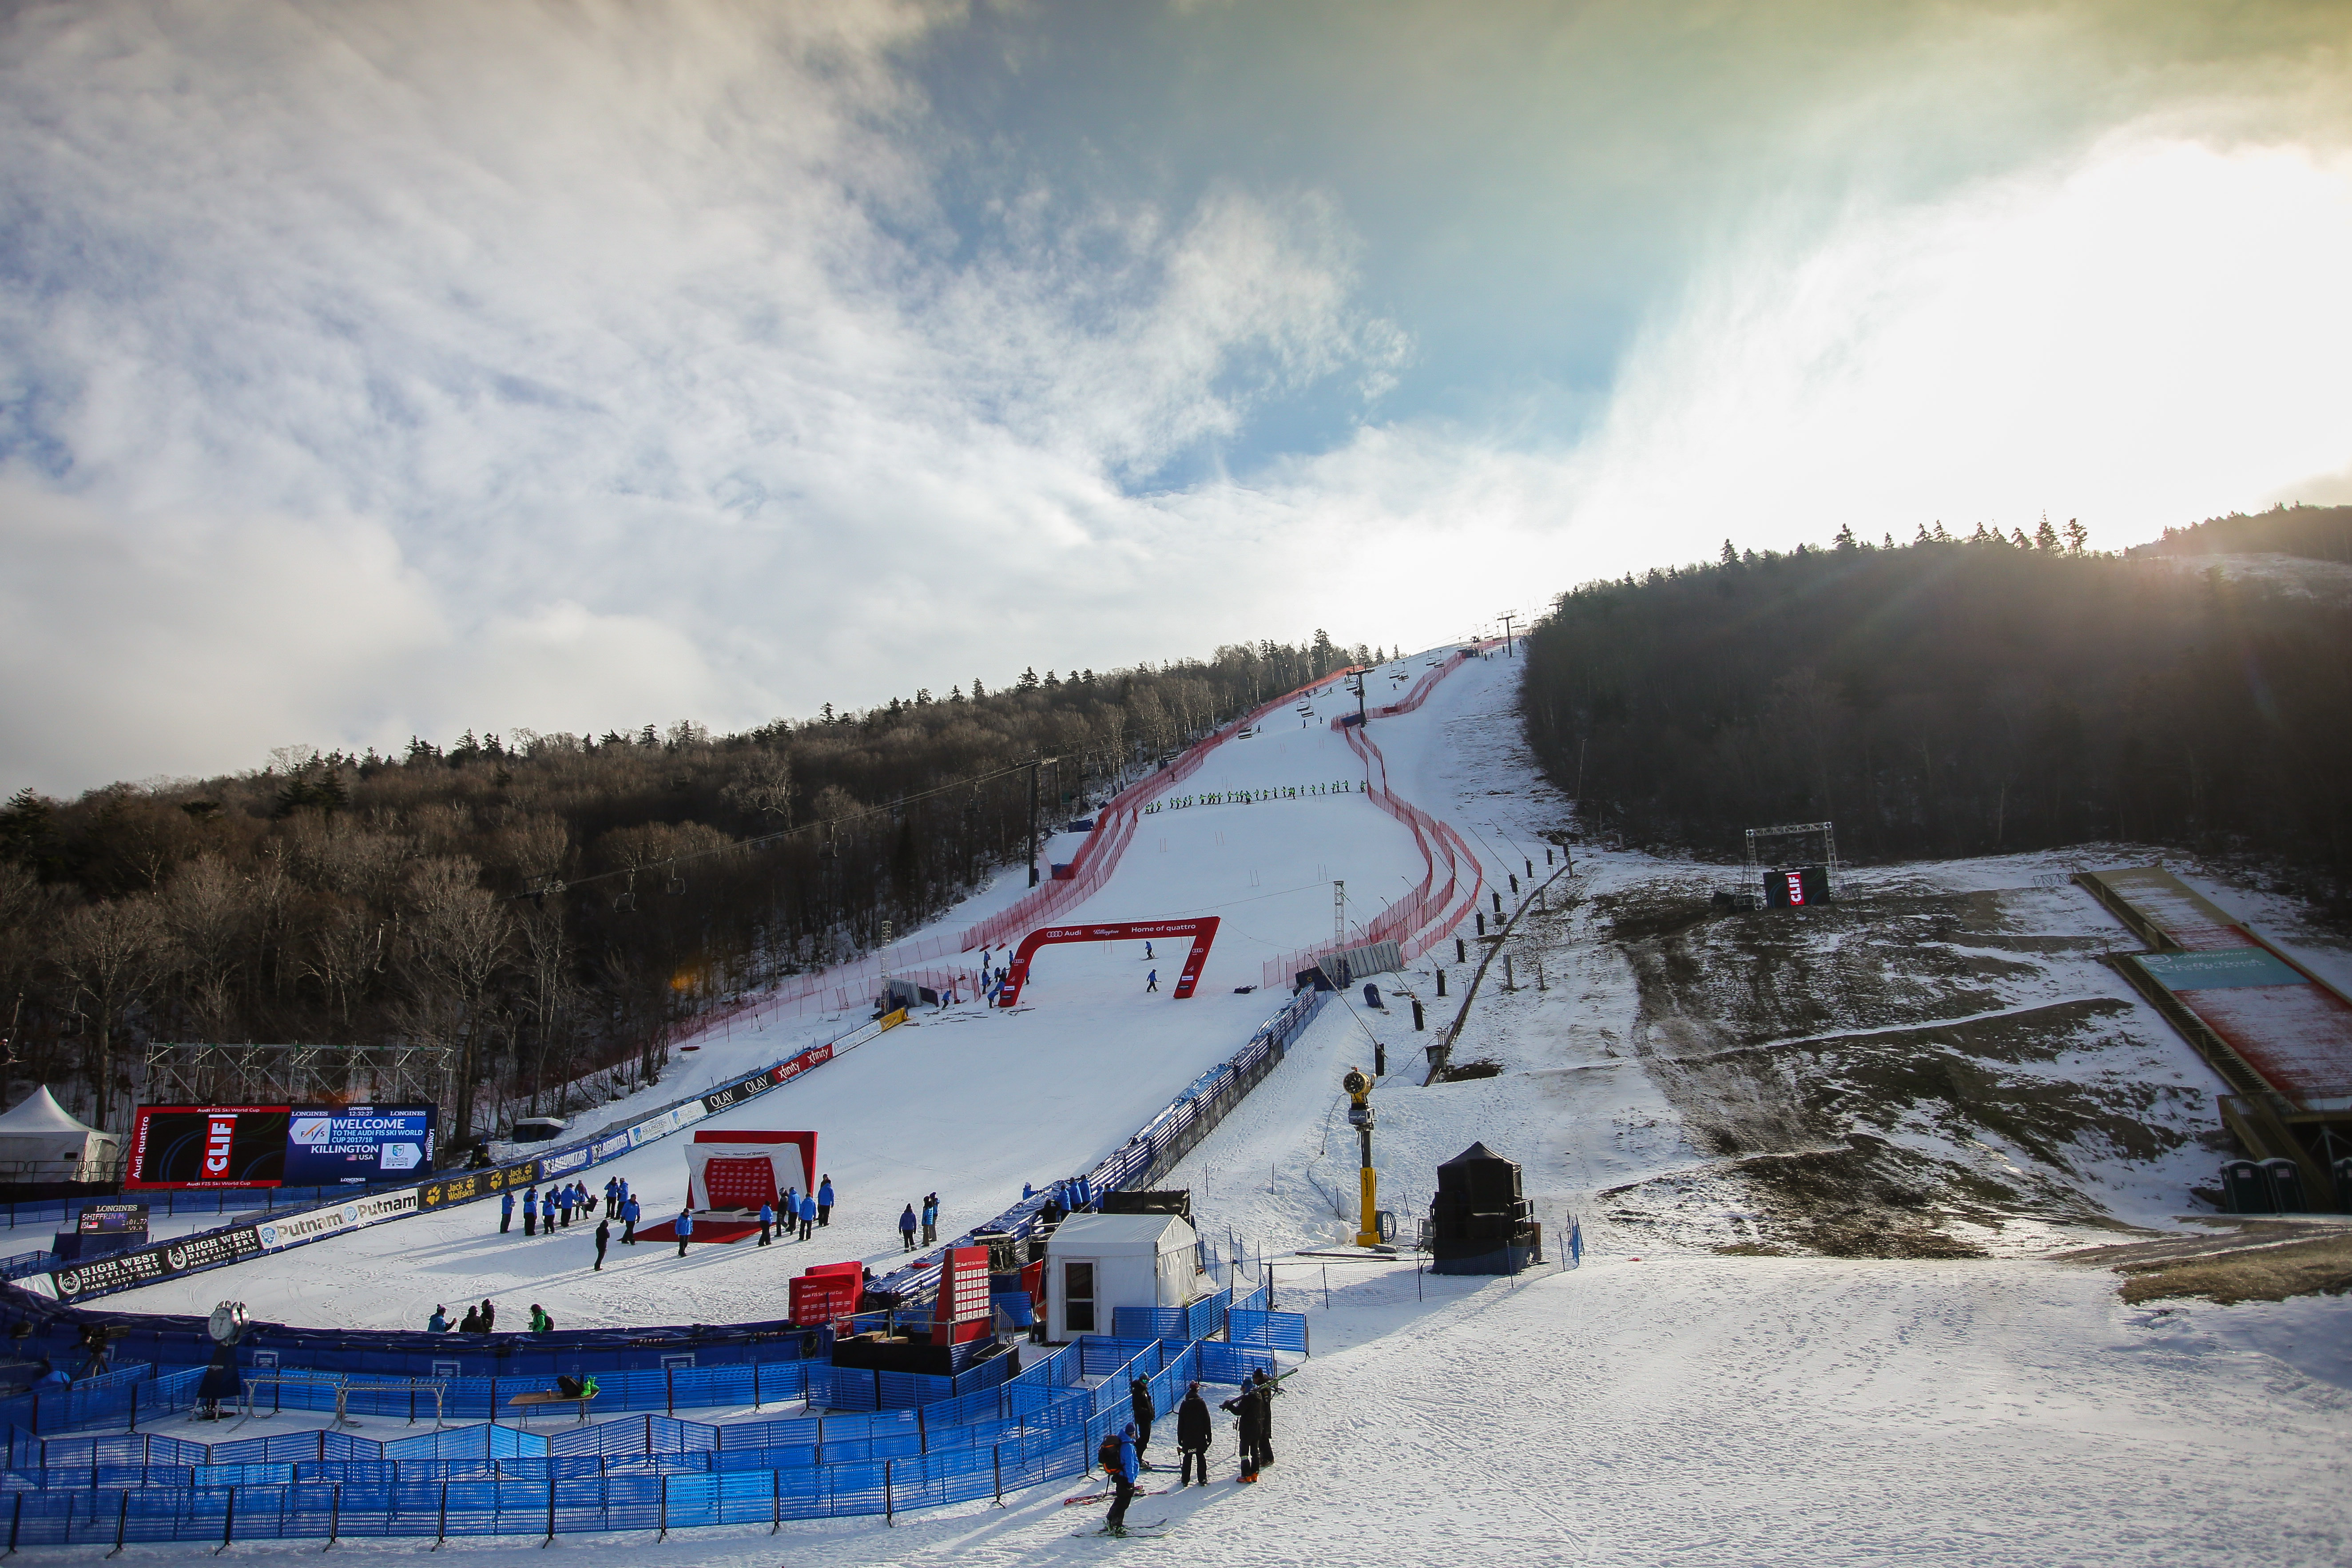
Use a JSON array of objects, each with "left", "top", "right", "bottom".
[
  {"left": 934, "top": 1245, "right": 992, "bottom": 1346},
  {"left": 126, "top": 1105, "right": 292, "bottom": 1189},
  {"left": 790, "top": 1259, "right": 862, "bottom": 1327}
]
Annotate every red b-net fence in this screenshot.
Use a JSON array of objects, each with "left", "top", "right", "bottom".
[
  {"left": 1259, "top": 643, "right": 1497, "bottom": 989},
  {"left": 682, "top": 664, "right": 1381, "bottom": 1039}
]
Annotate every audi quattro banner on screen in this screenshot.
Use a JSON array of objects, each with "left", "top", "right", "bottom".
[
  {"left": 126, "top": 1105, "right": 292, "bottom": 1189},
  {"left": 282, "top": 1105, "right": 436, "bottom": 1185}
]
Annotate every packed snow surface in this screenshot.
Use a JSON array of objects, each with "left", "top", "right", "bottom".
[{"left": 78, "top": 647, "right": 2352, "bottom": 1566}]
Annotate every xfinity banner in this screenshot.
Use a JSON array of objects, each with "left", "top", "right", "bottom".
[{"left": 282, "top": 1105, "right": 435, "bottom": 1185}]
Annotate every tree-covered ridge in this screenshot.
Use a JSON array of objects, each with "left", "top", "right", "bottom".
[
  {"left": 2128, "top": 502, "right": 2352, "bottom": 564},
  {"left": 1520, "top": 526, "right": 2352, "bottom": 901},
  {"left": 0, "top": 634, "right": 1378, "bottom": 1145}
]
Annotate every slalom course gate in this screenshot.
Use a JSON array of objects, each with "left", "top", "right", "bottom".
[{"left": 997, "top": 918, "right": 1219, "bottom": 1008}]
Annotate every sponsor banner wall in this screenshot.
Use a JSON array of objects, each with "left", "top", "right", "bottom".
[
  {"left": 51, "top": 1226, "right": 263, "bottom": 1302},
  {"left": 699, "top": 1072, "right": 775, "bottom": 1117},
  {"left": 50, "top": 1014, "right": 886, "bottom": 1300},
  {"left": 771, "top": 1043, "right": 833, "bottom": 1086},
  {"left": 416, "top": 1160, "right": 541, "bottom": 1211},
  {"left": 254, "top": 1190, "right": 419, "bottom": 1252}
]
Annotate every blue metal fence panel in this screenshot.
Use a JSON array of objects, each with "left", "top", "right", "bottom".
[{"left": 1225, "top": 1309, "right": 1308, "bottom": 1355}]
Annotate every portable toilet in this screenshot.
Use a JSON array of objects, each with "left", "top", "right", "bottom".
[
  {"left": 2261, "top": 1158, "right": 2309, "bottom": 1214},
  {"left": 1041, "top": 1212, "right": 1202, "bottom": 1340},
  {"left": 2219, "top": 1159, "right": 2272, "bottom": 1214}
]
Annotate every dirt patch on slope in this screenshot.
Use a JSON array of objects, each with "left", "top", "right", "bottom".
[
  {"left": 1593, "top": 882, "right": 2205, "bottom": 1257},
  {"left": 2061, "top": 1222, "right": 2352, "bottom": 1304}
]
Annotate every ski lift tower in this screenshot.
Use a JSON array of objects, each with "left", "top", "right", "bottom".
[{"left": 1744, "top": 822, "right": 1840, "bottom": 906}]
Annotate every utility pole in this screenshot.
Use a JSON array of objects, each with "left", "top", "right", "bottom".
[
  {"left": 1026, "top": 756, "right": 1041, "bottom": 887},
  {"left": 1498, "top": 612, "right": 1517, "bottom": 657},
  {"left": 1353, "top": 667, "right": 1367, "bottom": 726}
]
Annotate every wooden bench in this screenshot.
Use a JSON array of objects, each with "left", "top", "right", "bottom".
[{"left": 505, "top": 1390, "right": 596, "bottom": 1423}]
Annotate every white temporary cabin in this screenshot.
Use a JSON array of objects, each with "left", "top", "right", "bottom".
[
  {"left": 0, "top": 1087, "right": 121, "bottom": 1182},
  {"left": 1043, "top": 1212, "right": 1203, "bottom": 1340}
]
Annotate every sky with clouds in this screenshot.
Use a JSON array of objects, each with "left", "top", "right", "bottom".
[{"left": 3, "top": 0, "right": 2350, "bottom": 794}]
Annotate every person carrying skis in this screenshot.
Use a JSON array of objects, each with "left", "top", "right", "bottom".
[
  {"left": 1129, "top": 1374, "right": 1156, "bottom": 1457},
  {"left": 500, "top": 1188, "right": 515, "bottom": 1234},
  {"left": 1222, "top": 1381, "right": 1264, "bottom": 1482},
  {"left": 676, "top": 1206, "right": 694, "bottom": 1258},
  {"left": 1250, "top": 1366, "right": 1277, "bottom": 1469},
  {"left": 921, "top": 1192, "right": 939, "bottom": 1246},
  {"left": 798, "top": 1190, "right": 816, "bottom": 1241},
  {"left": 758, "top": 1200, "right": 775, "bottom": 1246},
  {"left": 898, "top": 1203, "right": 918, "bottom": 1250},
  {"left": 593, "top": 1215, "right": 611, "bottom": 1270},
  {"left": 522, "top": 1184, "right": 538, "bottom": 1237},
  {"left": 1175, "top": 1381, "right": 1213, "bottom": 1487},
  {"left": 818, "top": 1176, "right": 834, "bottom": 1227},
  {"left": 1098, "top": 1421, "right": 1141, "bottom": 1536}
]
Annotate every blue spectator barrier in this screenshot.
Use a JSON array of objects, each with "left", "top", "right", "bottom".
[
  {"left": 0, "top": 1330, "right": 1276, "bottom": 1545},
  {"left": 1227, "top": 1308, "right": 1310, "bottom": 1356}
]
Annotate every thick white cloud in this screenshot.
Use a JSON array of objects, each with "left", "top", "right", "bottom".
[
  {"left": 0, "top": 3, "right": 2347, "bottom": 794},
  {"left": 1159, "top": 132, "right": 2352, "bottom": 633}
]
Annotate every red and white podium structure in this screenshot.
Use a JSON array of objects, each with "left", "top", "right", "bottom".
[{"left": 686, "top": 1129, "right": 816, "bottom": 1212}]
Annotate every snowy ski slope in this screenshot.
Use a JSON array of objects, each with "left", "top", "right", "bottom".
[{"left": 87, "top": 648, "right": 1522, "bottom": 1334}]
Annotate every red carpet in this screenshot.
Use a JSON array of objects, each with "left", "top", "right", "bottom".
[{"left": 644, "top": 1214, "right": 763, "bottom": 1246}]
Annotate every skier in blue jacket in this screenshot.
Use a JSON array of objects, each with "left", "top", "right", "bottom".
[
  {"left": 500, "top": 1190, "right": 515, "bottom": 1233},
  {"left": 757, "top": 1200, "right": 775, "bottom": 1246},
  {"left": 798, "top": 1191, "right": 816, "bottom": 1240},
  {"left": 817, "top": 1177, "right": 834, "bottom": 1227},
  {"left": 1101, "top": 1421, "right": 1141, "bottom": 1535}
]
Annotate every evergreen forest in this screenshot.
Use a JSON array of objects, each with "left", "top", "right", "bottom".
[{"left": 1520, "top": 519, "right": 2352, "bottom": 901}]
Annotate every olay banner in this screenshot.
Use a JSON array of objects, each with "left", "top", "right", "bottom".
[
  {"left": 700, "top": 1070, "right": 778, "bottom": 1116},
  {"left": 126, "top": 1105, "right": 291, "bottom": 1189}
]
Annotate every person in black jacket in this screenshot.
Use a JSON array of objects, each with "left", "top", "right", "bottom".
[
  {"left": 1175, "top": 1381, "right": 1213, "bottom": 1487},
  {"left": 1248, "top": 1367, "right": 1276, "bottom": 1470},
  {"left": 1129, "top": 1374, "right": 1156, "bottom": 1458},
  {"left": 1220, "top": 1382, "right": 1263, "bottom": 1483}
]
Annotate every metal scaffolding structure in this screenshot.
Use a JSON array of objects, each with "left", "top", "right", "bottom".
[
  {"left": 139, "top": 1042, "right": 454, "bottom": 1109},
  {"left": 1744, "top": 821, "right": 1840, "bottom": 901}
]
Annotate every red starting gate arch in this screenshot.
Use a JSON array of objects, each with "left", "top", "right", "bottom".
[{"left": 996, "top": 917, "right": 1221, "bottom": 1007}]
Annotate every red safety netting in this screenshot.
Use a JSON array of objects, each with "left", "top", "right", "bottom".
[
  {"left": 1259, "top": 643, "right": 1498, "bottom": 988},
  {"left": 668, "top": 650, "right": 1494, "bottom": 1041}
]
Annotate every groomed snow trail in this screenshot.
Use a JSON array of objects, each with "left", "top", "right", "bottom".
[{"left": 87, "top": 649, "right": 1501, "bottom": 1332}]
